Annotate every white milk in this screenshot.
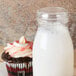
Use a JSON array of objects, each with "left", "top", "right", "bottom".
[{"left": 33, "top": 22, "right": 74, "bottom": 76}]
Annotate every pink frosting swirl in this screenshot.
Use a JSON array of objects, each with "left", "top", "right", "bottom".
[{"left": 4, "top": 36, "right": 33, "bottom": 58}]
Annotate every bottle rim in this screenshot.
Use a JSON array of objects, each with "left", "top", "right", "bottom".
[
  {"left": 37, "top": 7, "right": 68, "bottom": 15},
  {"left": 37, "top": 7, "right": 69, "bottom": 23}
]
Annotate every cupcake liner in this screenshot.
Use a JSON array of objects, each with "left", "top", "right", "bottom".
[{"left": 4, "top": 62, "right": 33, "bottom": 76}]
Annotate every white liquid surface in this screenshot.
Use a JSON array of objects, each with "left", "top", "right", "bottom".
[{"left": 33, "top": 23, "right": 74, "bottom": 76}]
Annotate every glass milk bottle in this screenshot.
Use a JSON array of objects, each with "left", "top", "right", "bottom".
[{"left": 33, "top": 7, "right": 74, "bottom": 76}]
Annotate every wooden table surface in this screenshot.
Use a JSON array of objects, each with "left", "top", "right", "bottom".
[{"left": 0, "top": 46, "right": 76, "bottom": 76}]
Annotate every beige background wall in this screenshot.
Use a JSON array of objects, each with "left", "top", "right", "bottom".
[{"left": 0, "top": 0, "right": 75, "bottom": 46}]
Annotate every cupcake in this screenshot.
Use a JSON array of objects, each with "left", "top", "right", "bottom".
[{"left": 1, "top": 36, "right": 33, "bottom": 76}]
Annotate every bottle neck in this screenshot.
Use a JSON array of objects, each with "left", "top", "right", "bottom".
[
  {"left": 37, "top": 7, "right": 69, "bottom": 27},
  {"left": 37, "top": 19, "right": 68, "bottom": 27}
]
